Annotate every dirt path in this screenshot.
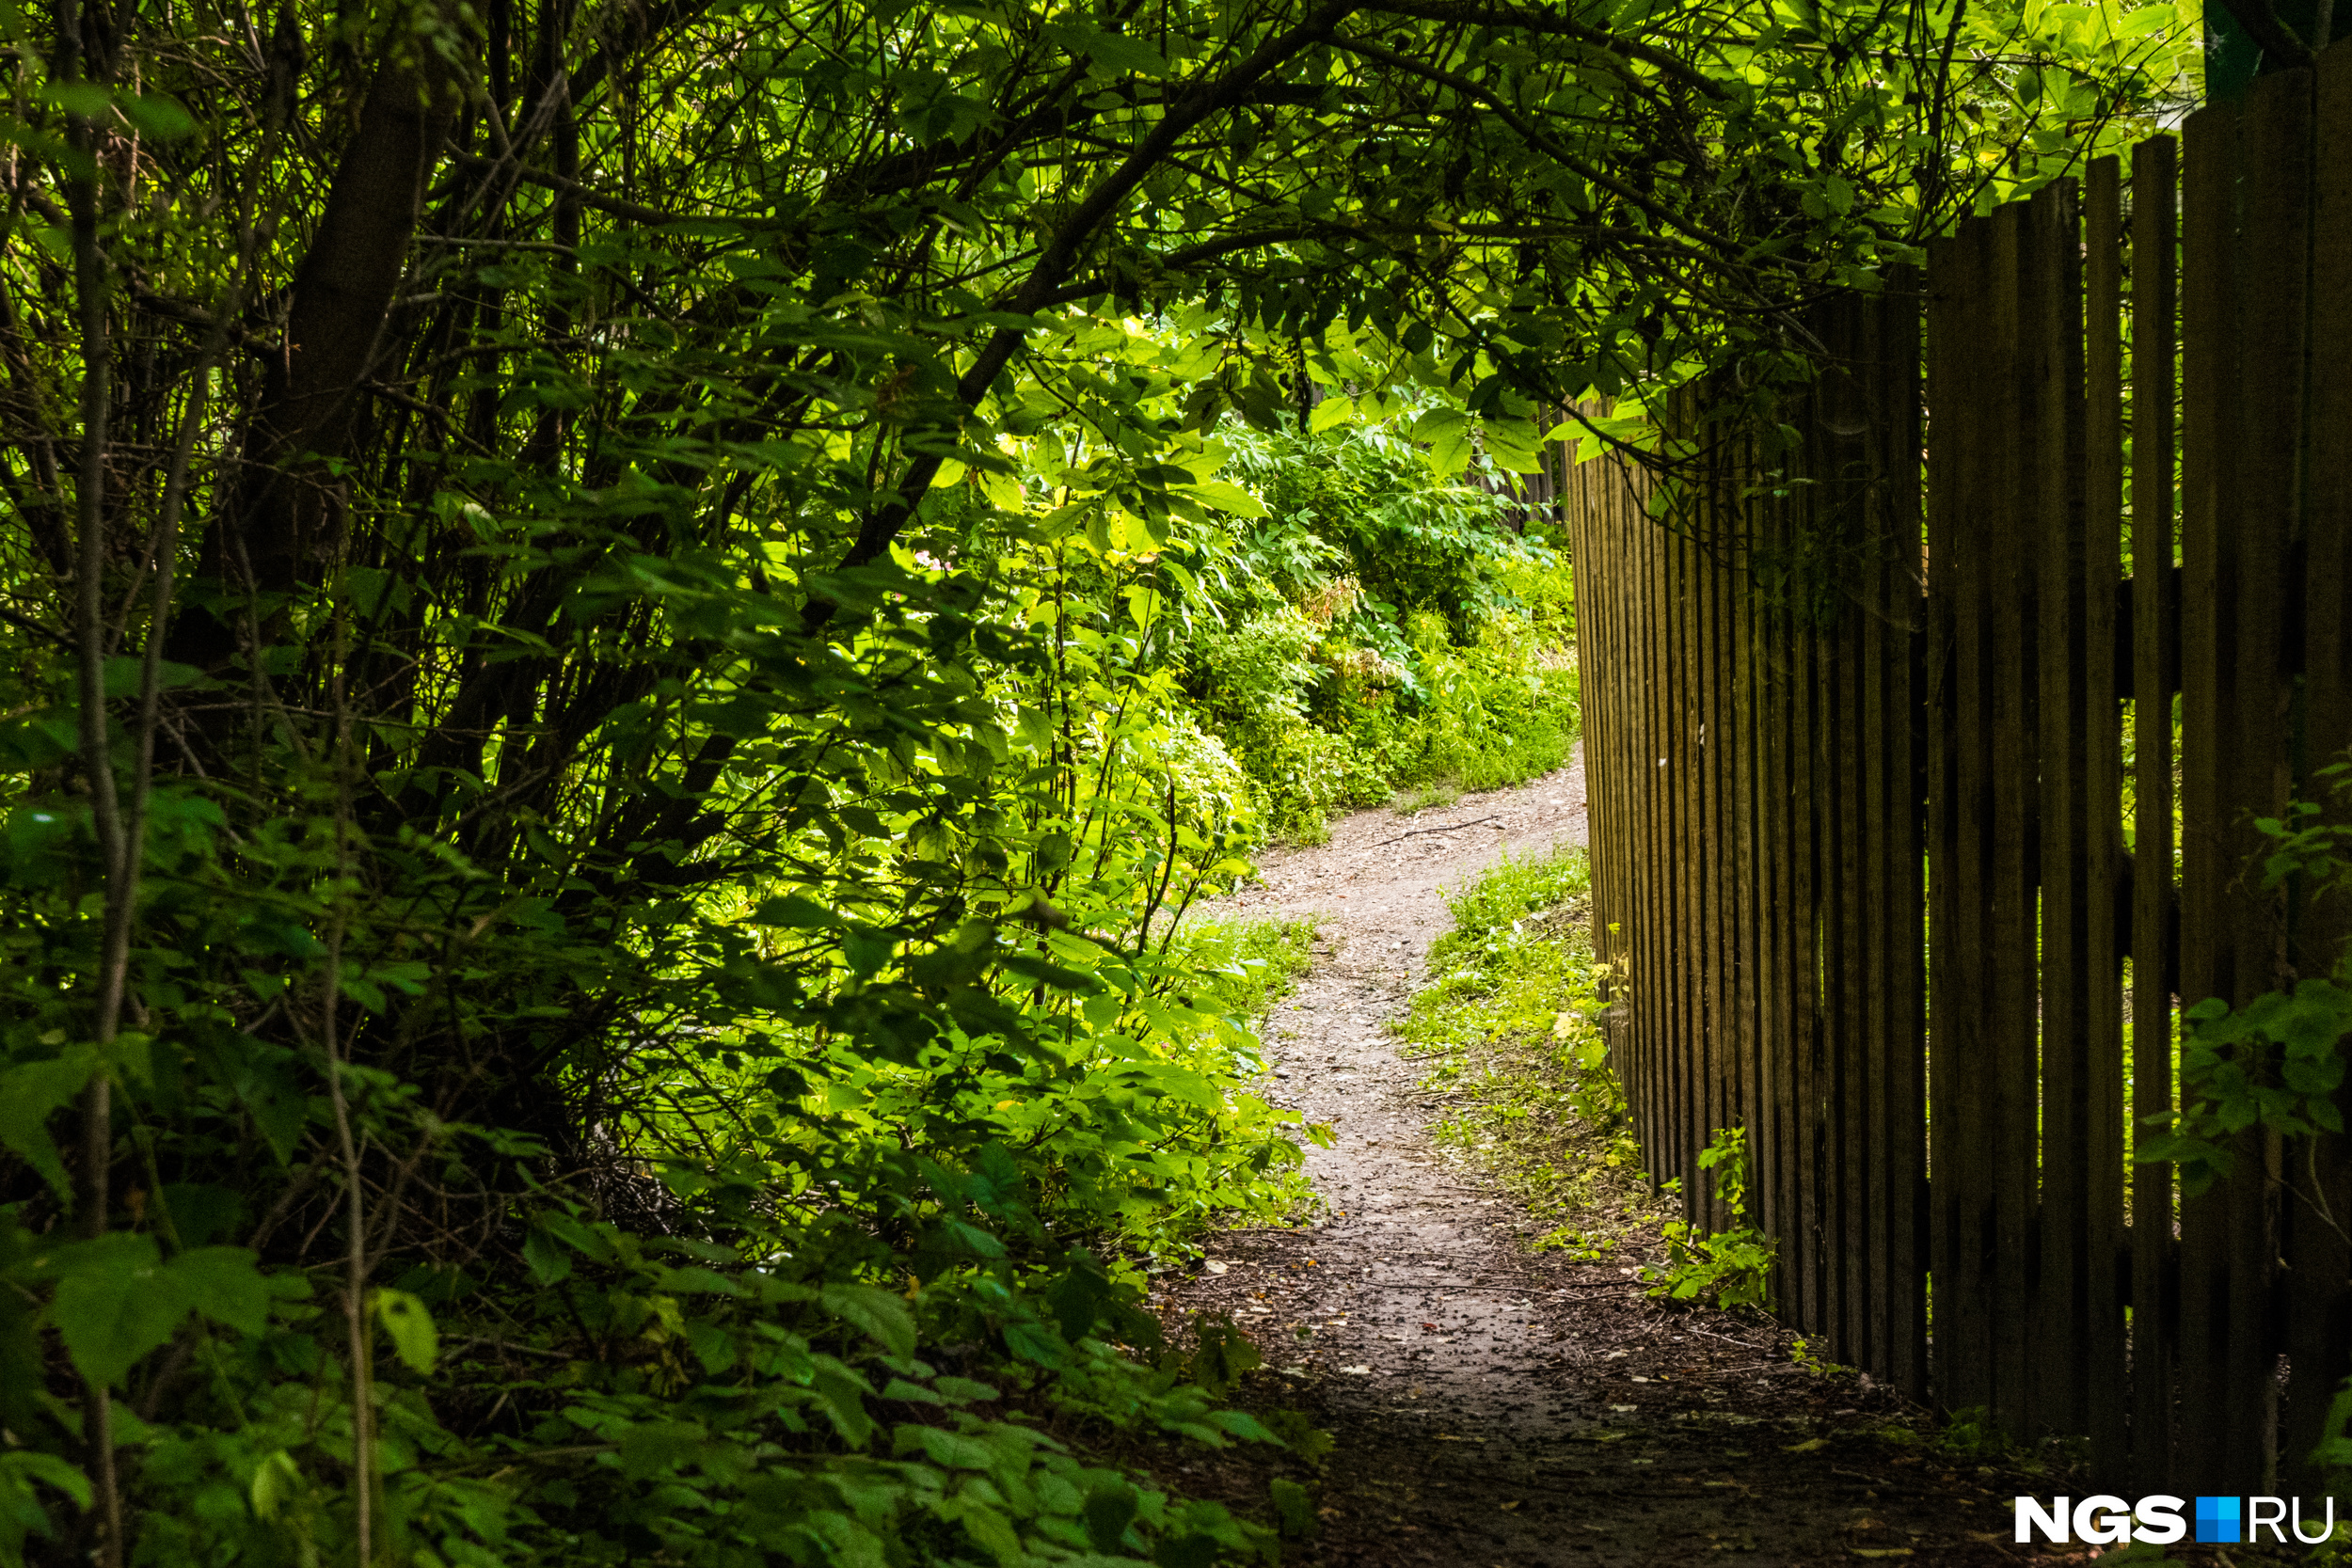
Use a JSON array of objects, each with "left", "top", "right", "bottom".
[{"left": 1152, "top": 757, "right": 2049, "bottom": 1568}]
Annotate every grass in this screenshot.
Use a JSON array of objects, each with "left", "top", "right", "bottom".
[
  {"left": 1173, "top": 913, "right": 1321, "bottom": 1022},
  {"left": 1396, "top": 846, "right": 1663, "bottom": 1259},
  {"left": 1388, "top": 780, "right": 1463, "bottom": 816}
]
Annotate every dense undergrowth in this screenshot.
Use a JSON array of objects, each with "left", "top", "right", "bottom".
[
  {"left": 1173, "top": 425, "right": 1580, "bottom": 839},
  {"left": 0, "top": 389, "right": 1566, "bottom": 1568},
  {"left": 0, "top": 0, "right": 2201, "bottom": 1550}
]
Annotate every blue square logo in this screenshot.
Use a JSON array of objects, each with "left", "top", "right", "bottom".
[{"left": 2195, "top": 1497, "right": 2241, "bottom": 1544}]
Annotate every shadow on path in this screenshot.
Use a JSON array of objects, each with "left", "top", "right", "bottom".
[{"left": 1151, "top": 754, "right": 2067, "bottom": 1567}]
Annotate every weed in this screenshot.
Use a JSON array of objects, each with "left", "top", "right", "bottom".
[
  {"left": 1645, "top": 1127, "right": 1778, "bottom": 1310},
  {"left": 1398, "top": 847, "right": 1661, "bottom": 1252},
  {"left": 1389, "top": 781, "right": 1462, "bottom": 815},
  {"left": 1936, "top": 1405, "right": 2016, "bottom": 1459},
  {"left": 1173, "top": 915, "right": 1321, "bottom": 1022}
]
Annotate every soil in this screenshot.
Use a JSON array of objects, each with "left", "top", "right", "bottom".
[{"left": 1143, "top": 756, "right": 2126, "bottom": 1568}]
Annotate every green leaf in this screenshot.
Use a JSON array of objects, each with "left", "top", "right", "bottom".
[
  {"left": 535, "top": 1210, "right": 615, "bottom": 1262},
  {"left": 1269, "top": 1477, "right": 1316, "bottom": 1537},
  {"left": 41, "top": 83, "right": 112, "bottom": 118},
  {"left": 372, "top": 1288, "right": 438, "bottom": 1374},
  {"left": 2, "top": 1449, "right": 91, "bottom": 1511},
  {"left": 1411, "top": 407, "right": 1473, "bottom": 477},
  {"left": 248, "top": 1450, "right": 301, "bottom": 1521},
  {"left": 1204, "top": 1408, "right": 1277, "bottom": 1442},
  {"left": 754, "top": 893, "right": 843, "bottom": 929},
  {"left": 50, "top": 1232, "right": 189, "bottom": 1386},
  {"left": 0, "top": 1049, "right": 101, "bottom": 1199},
  {"left": 897, "top": 1423, "right": 997, "bottom": 1469},
  {"left": 618, "top": 1420, "right": 707, "bottom": 1479},
  {"left": 522, "top": 1227, "right": 572, "bottom": 1286},
  {"left": 1181, "top": 479, "right": 1266, "bottom": 518},
  {"left": 1082, "top": 1479, "right": 1140, "bottom": 1551},
  {"left": 167, "top": 1247, "right": 270, "bottom": 1338},
  {"left": 821, "top": 1284, "right": 916, "bottom": 1359},
  {"left": 1307, "top": 394, "right": 1356, "bottom": 435},
  {"left": 1002, "top": 1320, "right": 1066, "bottom": 1368},
  {"left": 686, "top": 1320, "right": 738, "bottom": 1374}
]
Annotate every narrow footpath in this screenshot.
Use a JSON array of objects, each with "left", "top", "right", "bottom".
[{"left": 1152, "top": 756, "right": 2056, "bottom": 1568}]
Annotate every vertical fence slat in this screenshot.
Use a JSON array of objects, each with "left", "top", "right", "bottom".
[
  {"left": 2175, "top": 89, "right": 2241, "bottom": 1492},
  {"left": 2032, "top": 176, "right": 2093, "bottom": 1442},
  {"left": 1829, "top": 299, "right": 1874, "bottom": 1366},
  {"left": 1709, "top": 451, "right": 1739, "bottom": 1237},
  {"left": 1854, "top": 294, "right": 1896, "bottom": 1378},
  {"left": 1793, "top": 500, "right": 1826, "bottom": 1336},
  {"left": 2222, "top": 65, "right": 2311, "bottom": 1493},
  {"left": 1732, "top": 424, "right": 1767, "bottom": 1252},
  {"left": 2080, "top": 151, "right": 2130, "bottom": 1477},
  {"left": 1988, "top": 196, "right": 2043, "bottom": 1439},
  {"left": 1699, "top": 463, "right": 1730, "bottom": 1231},
  {"left": 2127, "top": 128, "right": 2182, "bottom": 1495},
  {"left": 2284, "top": 40, "right": 2352, "bottom": 1507},
  {"left": 1646, "top": 472, "right": 1665, "bottom": 1170},
  {"left": 1675, "top": 513, "right": 1702, "bottom": 1204},
  {"left": 1927, "top": 215, "right": 1994, "bottom": 1417},
  {"left": 1760, "top": 455, "right": 1799, "bottom": 1309},
  {"left": 1880, "top": 277, "right": 1929, "bottom": 1401}
]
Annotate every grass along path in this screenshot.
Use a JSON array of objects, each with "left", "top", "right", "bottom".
[{"left": 1146, "top": 755, "right": 2120, "bottom": 1568}]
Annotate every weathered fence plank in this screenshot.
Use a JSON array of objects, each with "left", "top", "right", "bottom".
[
  {"left": 1987, "top": 194, "right": 2042, "bottom": 1440},
  {"left": 2284, "top": 40, "right": 2352, "bottom": 1504},
  {"left": 2125, "top": 127, "right": 2180, "bottom": 1496},
  {"left": 2031, "top": 172, "right": 2092, "bottom": 1443},
  {"left": 1926, "top": 210, "right": 1992, "bottom": 1419},
  {"left": 2173, "top": 87, "right": 2233, "bottom": 1487},
  {"left": 2079, "top": 151, "right": 2129, "bottom": 1475}
]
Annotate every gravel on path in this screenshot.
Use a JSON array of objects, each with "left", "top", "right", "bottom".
[{"left": 1148, "top": 753, "right": 2064, "bottom": 1568}]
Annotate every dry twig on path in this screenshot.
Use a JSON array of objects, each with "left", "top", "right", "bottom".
[{"left": 1372, "top": 814, "right": 1505, "bottom": 847}]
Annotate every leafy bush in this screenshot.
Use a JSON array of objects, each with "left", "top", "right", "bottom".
[
  {"left": 1161, "top": 420, "right": 1578, "bottom": 839},
  {"left": 0, "top": 533, "right": 1333, "bottom": 1567},
  {"left": 2135, "top": 768, "right": 2352, "bottom": 1213}
]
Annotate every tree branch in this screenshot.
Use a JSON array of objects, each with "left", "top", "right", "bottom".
[
  {"left": 810, "top": 0, "right": 1364, "bottom": 618},
  {"left": 1359, "top": 0, "right": 1734, "bottom": 100}
]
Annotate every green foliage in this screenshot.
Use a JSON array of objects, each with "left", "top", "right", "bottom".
[
  {"left": 1168, "top": 917, "right": 1320, "bottom": 1025},
  {"left": 1398, "top": 848, "right": 1652, "bottom": 1256},
  {"left": 2317, "top": 1374, "right": 2352, "bottom": 1478},
  {"left": 1645, "top": 1128, "right": 1778, "bottom": 1312},
  {"left": 1, "top": 495, "right": 1329, "bottom": 1566},
  {"left": 1935, "top": 1406, "right": 2021, "bottom": 1460},
  {"left": 2136, "top": 774, "right": 2352, "bottom": 1209},
  {"left": 1160, "top": 420, "right": 1580, "bottom": 839},
  {"left": 1266, "top": 1478, "right": 1315, "bottom": 1540},
  {"left": 2138, "top": 981, "right": 2352, "bottom": 1190},
  {"left": 0, "top": 0, "right": 2217, "bottom": 1555}
]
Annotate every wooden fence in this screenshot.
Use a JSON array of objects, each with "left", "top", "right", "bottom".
[{"left": 1568, "top": 52, "right": 2352, "bottom": 1493}]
